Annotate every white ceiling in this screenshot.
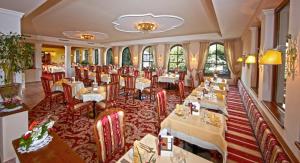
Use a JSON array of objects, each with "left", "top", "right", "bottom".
[{"left": 0, "top": 0, "right": 265, "bottom": 44}]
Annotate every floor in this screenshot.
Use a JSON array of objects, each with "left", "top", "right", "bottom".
[{"left": 22, "top": 82, "right": 44, "bottom": 109}]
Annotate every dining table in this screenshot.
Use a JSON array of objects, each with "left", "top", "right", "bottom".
[
  {"left": 52, "top": 79, "right": 84, "bottom": 96},
  {"left": 116, "top": 134, "right": 212, "bottom": 163},
  {"left": 160, "top": 104, "right": 227, "bottom": 163},
  {"left": 158, "top": 73, "right": 179, "bottom": 84}
]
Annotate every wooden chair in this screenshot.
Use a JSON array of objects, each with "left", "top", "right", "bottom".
[
  {"left": 144, "top": 69, "right": 152, "bottom": 80},
  {"left": 96, "top": 82, "right": 119, "bottom": 110},
  {"left": 75, "top": 67, "right": 83, "bottom": 81},
  {"left": 124, "top": 76, "right": 137, "bottom": 103},
  {"left": 190, "top": 75, "right": 195, "bottom": 90},
  {"left": 178, "top": 71, "right": 186, "bottom": 81},
  {"left": 156, "top": 90, "right": 167, "bottom": 134},
  {"left": 52, "top": 72, "right": 68, "bottom": 83},
  {"left": 178, "top": 80, "right": 185, "bottom": 103},
  {"left": 133, "top": 70, "right": 139, "bottom": 78},
  {"left": 41, "top": 77, "right": 64, "bottom": 110},
  {"left": 62, "top": 83, "right": 93, "bottom": 123},
  {"left": 110, "top": 73, "right": 120, "bottom": 83},
  {"left": 93, "top": 108, "right": 125, "bottom": 163},
  {"left": 83, "top": 69, "right": 94, "bottom": 87},
  {"left": 96, "top": 66, "right": 102, "bottom": 73},
  {"left": 95, "top": 71, "right": 104, "bottom": 86},
  {"left": 142, "top": 75, "right": 159, "bottom": 102}
]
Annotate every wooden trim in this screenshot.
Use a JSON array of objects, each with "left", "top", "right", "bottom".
[
  {"left": 295, "top": 141, "right": 300, "bottom": 151},
  {"left": 274, "top": 0, "right": 290, "bottom": 48},
  {"left": 240, "top": 81, "right": 299, "bottom": 162}
]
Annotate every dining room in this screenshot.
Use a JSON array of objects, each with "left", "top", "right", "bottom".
[{"left": 0, "top": 0, "right": 300, "bottom": 163}]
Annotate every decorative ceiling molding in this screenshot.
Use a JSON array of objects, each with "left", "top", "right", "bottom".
[
  {"left": 105, "top": 33, "right": 221, "bottom": 46},
  {"left": 24, "top": 34, "right": 108, "bottom": 48},
  {"left": 112, "top": 13, "right": 184, "bottom": 33},
  {"left": 0, "top": 8, "right": 24, "bottom": 17},
  {"left": 62, "top": 31, "right": 108, "bottom": 41}
]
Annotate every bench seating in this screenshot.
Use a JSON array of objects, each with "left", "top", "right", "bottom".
[{"left": 238, "top": 80, "right": 290, "bottom": 163}]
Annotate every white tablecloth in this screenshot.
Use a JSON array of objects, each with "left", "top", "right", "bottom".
[
  {"left": 52, "top": 81, "right": 84, "bottom": 97},
  {"left": 48, "top": 66, "right": 65, "bottom": 73},
  {"left": 75, "top": 86, "right": 106, "bottom": 102},
  {"left": 158, "top": 74, "right": 179, "bottom": 84},
  {"left": 117, "top": 134, "right": 212, "bottom": 163}
]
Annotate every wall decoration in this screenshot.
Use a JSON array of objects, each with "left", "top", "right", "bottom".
[
  {"left": 113, "top": 13, "right": 184, "bottom": 33},
  {"left": 286, "top": 34, "right": 298, "bottom": 80}
]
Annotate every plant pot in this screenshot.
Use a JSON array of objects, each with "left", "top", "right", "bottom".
[{"left": 0, "top": 83, "right": 21, "bottom": 98}]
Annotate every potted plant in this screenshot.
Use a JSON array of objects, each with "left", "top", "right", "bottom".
[{"left": 0, "top": 32, "right": 33, "bottom": 99}]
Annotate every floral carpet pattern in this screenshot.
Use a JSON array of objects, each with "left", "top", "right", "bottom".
[{"left": 29, "top": 89, "right": 184, "bottom": 163}]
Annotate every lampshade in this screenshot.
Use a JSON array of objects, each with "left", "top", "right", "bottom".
[
  {"left": 237, "top": 57, "right": 243, "bottom": 63},
  {"left": 245, "top": 55, "right": 256, "bottom": 64},
  {"left": 260, "top": 50, "right": 282, "bottom": 65}
]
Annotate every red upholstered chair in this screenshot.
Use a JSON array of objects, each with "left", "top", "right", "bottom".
[
  {"left": 178, "top": 80, "right": 185, "bottom": 103},
  {"left": 133, "top": 70, "right": 139, "bottom": 78},
  {"left": 41, "top": 77, "right": 64, "bottom": 109},
  {"left": 96, "top": 82, "right": 119, "bottom": 110},
  {"left": 190, "top": 75, "right": 195, "bottom": 90},
  {"left": 52, "top": 72, "right": 66, "bottom": 83},
  {"left": 75, "top": 67, "right": 83, "bottom": 81},
  {"left": 96, "top": 71, "right": 104, "bottom": 86},
  {"left": 62, "top": 83, "right": 93, "bottom": 123},
  {"left": 110, "top": 73, "right": 120, "bottom": 83},
  {"left": 83, "top": 69, "right": 94, "bottom": 87},
  {"left": 96, "top": 66, "right": 102, "bottom": 73},
  {"left": 142, "top": 75, "right": 159, "bottom": 102},
  {"left": 156, "top": 90, "right": 167, "bottom": 133},
  {"left": 144, "top": 69, "right": 152, "bottom": 80},
  {"left": 178, "top": 71, "right": 186, "bottom": 81},
  {"left": 117, "top": 68, "right": 123, "bottom": 75},
  {"left": 93, "top": 108, "right": 125, "bottom": 163},
  {"left": 124, "top": 76, "right": 137, "bottom": 103}
]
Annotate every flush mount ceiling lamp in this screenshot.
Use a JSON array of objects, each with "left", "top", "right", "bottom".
[
  {"left": 80, "top": 34, "right": 95, "bottom": 40},
  {"left": 135, "top": 22, "right": 158, "bottom": 32},
  {"left": 62, "top": 31, "right": 108, "bottom": 41},
  {"left": 113, "top": 13, "right": 184, "bottom": 33}
]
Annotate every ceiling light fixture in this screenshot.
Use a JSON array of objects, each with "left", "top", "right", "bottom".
[
  {"left": 80, "top": 34, "right": 95, "bottom": 40},
  {"left": 135, "top": 22, "right": 158, "bottom": 32}
]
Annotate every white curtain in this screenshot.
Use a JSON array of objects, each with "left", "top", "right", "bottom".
[
  {"left": 197, "top": 41, "right": 210, "bottom": 71},
  {"left": 154, "top": 45, "right": 160, "bottom": 68},
  {"left": 138, "top": 45, "right": 144, "bottom": 70},
  {"left": 182, "top": 43, "right": 191, "bottom": 71},
  {"left": 224, "top": 38, "right": 243, "bottom": 84},
  {"left": 163, "top": 44, "right": 171, "bottom": 71}
]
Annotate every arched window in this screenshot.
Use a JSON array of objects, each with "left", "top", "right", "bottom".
[
  {"left": 168, "top": 45, "right": 186, "bottom": 71},
  {"left": 106, "top": 48, "right": 113, "bottom": 65},
  {"left": 204, "top": 43, "right": 230, "bottom": 77},
  {"left": 122, "top": 47, "right": 132, "bottom": 66},
  {"left": 94, "top": 49, "right": 99, "bottom": 65},
  {"left": 142, "top": 46, "right": 154, "bottom": 69},
  {"left": 75, "top": 49, "right": 80, "bottom": 63},
  {"left": 83, "top": 49, "right": 89, "bottom": 62}
]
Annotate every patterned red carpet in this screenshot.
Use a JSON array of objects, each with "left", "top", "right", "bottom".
[{"left": 29, "top": 87, "right": 262, "bottom": 163}]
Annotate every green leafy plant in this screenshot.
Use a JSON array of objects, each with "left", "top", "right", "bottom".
[
  {"left": 80, "top": 60, "right": 89, "bottom": 66},
  {"left": 0, "top": 32, "right": 34, "bottom": 85}
]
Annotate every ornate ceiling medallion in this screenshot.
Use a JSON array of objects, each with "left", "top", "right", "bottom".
[
  {"left": 62, "top": 31, "right": 108, "bottom": 41},
  {"left": 113, "top": 13, "right": 184, "bottom": 33}
]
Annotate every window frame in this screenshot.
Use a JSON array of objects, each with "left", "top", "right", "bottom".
[
  {"left": 106, "top": 48, "right": 113, "bottom": 65},
  {"left": 94, "top": 49, "right": 99, "bottom": 65},
  {"left": 204, "top": 43, "right": 231, "bottom": 78},
  {"left": 121, "top": 47, "right": 132, "bottom": 66},
  {"left": 142, "top": 46, "right": 154, "bottom": 69},
  {"left": 168, "top": 45, "right": 186, "bottom": 72}
]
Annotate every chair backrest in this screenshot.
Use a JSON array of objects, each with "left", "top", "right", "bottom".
[
  {"left": 106, "top": 82, "right": 119, "bottom": 103},
  {"left": 41, "top": 77, "right": 52, "bottom": 96},
  {"left": 124, "top": 76, "right": 136, "bottom": 90},
  {"left": 178, "top": 80, "right": 185, "bottom": 103},
  {"left": 190, "top": 75, "right": 195, "bottom": 89},
  {"left": 75, "top": 67, "right": 82, "bottom": 81},
  {"left": 133, "top": 70, "right": 139, "bottom": 78},
  {"left": 52, "top": 72, "right": 65, "bottom": 83},
  {"left": 151, "top": 75, "right": 159, "bottom": 88},
  {"left": 62, "top": 83, "right": 74, "bottom": 110},
  {"left": 96, "top": 71, "right": 102, "bottom": 85},
  {"left": 84, "top": 69, "right": 89, "bottom": 80},
  {"left": 94, "top": 108, "right": 125, "bottom": 163},
  {"left": 117, "top": 68, "right": 123, "bottom": 75},
  {"left": 96, "top": 66, "right": 102, "bottom": 73},
  {"left": 89, "top": 65, "right": 95, "bottom": 71},
  {"left": 198, "top": 70, "right": 204, "bottom": 83},
  {"left": 156, "top": 90, "right": 167, "bottom": 120},
  {"left": 179, "top": 71, "right": 185, "bottom": 81},
  {"left": 110, "top": 73, "right": 120, "bottom": 83},
  {"left": 144, "top": 70, "right": 152, "bottom": 80}
]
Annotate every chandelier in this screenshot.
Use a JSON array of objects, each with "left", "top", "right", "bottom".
[
  {"left": 135, "top": 22, "right": 157, "bottom": 32},
  {"left": 80, "top": 34, "right": 95, "bottom": 40}
]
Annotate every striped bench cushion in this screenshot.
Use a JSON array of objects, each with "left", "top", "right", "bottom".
[{"left": 238, "top": 81, "right": 290, "bottom": 163}]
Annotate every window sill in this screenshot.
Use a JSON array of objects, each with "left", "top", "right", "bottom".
[{"left": 262, "top": 101, "right": 285, "bottom": 127}]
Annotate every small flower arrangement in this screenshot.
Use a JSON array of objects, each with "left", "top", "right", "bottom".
[
  {"left": 19, "top": 116, "right": 55, "bottom": 150},
  {"left": 1, "top": 96, "right": 22, "bottom": 109}
]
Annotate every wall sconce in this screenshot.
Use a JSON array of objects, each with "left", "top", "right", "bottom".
[
  {"left": 286, "top": 34, "right": 298, "bottom": 80},
  {"left": 237, "top": 57, "right": 244, "bottom": 63},
  {"left": 245, "top": 55, "right": 256, "bottom": 64},
  {"left": 260, "top": 50, "right": 282, "bottom": 65}
]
